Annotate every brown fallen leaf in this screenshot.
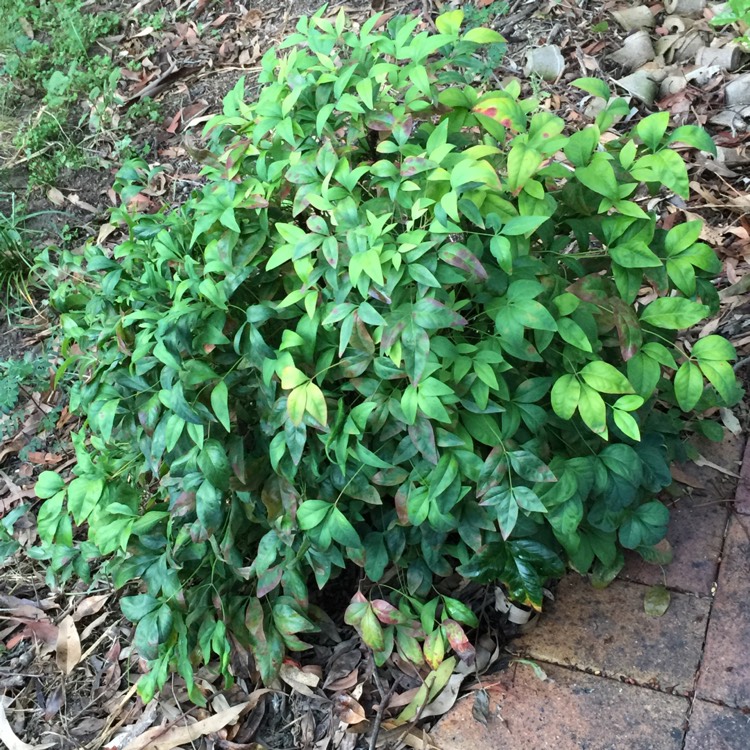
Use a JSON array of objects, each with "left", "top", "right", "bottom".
[
  {"left": 279, "top": 662, "right": 320, "bottom": 697},
  {"left": 121, "top": 702, "right": 250, "bottom": 750},
  {"left": 333, "top": 694, "right": 367, "bottom": 725},
  {"left": 669, "top": 463, "right": 707, "bottom": 490},
  {"left": 56, "top": 614, "right": 82, "bottom": 674},
  {"left": 73, "top": 594, "right": 110, "bottom": 622}
]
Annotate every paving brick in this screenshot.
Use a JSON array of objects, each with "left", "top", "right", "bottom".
[
  {"left": 621, "top": 494, "right": 728, "bottom": 595},
  {"left": 696, "top": 514, "right": 750, "bottom": 709},
  {"left": 514, "top": 576, "right": 710, "bottom": 694},
  {"left": 673, "top": 432, "right": 744, "bottom": 504},
  {"left": 430, "top": 662, "right": 688, "bottom": 750},
  {"left": 683, "top": 700, "right": 750, "bottom": 750},
  {"left": 734, "top": 436, "right": 750, "bottom": 515}
]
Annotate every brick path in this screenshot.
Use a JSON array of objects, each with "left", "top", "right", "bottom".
[{"left": 432, "top": 433, "right": 750, "bottom": 750}]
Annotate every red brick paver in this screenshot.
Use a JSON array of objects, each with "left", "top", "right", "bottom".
[
  {"left": 513, "top": 576, "right": 710, "bottom": 694},
  {"left": 431, "top": 663, "right": 688, "bottom": 750},
  {"left": 621, "top": 494, "right": 728, "bottom": 595},
  {"left": 735, "top": 436, "right": 750, "bottom": 515},
  {"left": 696, "top": 514, "right": 750, "bottom": 709},
  {"left": 432, "top": 433, "right": 749, "bottom": 750},
  {"left": 683, "top": 699, "right": 750, "bottom": 749}
]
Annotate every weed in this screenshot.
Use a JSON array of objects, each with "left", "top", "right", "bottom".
[
  {"left": 0, "top": 0, "right": 156, "bottom": 186},
  {"left": 711, "top": 0, "right": 750, "bottom": 48}
]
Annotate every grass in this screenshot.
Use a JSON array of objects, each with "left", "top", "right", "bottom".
[{"left": 0, "top": 0, "right": 155, "bottom": 187}]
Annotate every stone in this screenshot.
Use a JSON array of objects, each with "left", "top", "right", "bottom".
[
  {"left": 430, "top": 662, "right": 688, "bottom": 750},
  {"left": 683, "top": 699, "right": 750, "bottom": 749},
  {"left": 696, "top": 514, "right": 750, "bottom": 708},
  {"left": 514, "top": 575, "right": 710, "bottom": 694},
  {"left": 621, "top": 494, "right": 728, "bottom": 595}
]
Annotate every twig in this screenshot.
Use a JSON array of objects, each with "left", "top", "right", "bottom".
[
  {"left": 368, "top": 674, "right": 399, "bottom": 750},
  {"left": 733, "top": 355, "right": 750, "bottom": 371},
  {"left": 498, "top": 4, "right": 537, "bottom": 35}
]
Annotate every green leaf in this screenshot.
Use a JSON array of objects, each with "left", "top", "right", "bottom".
[
  {"left": 502, "top": 215, "right": 549, "bottom": 236},
  {"left": 435, "top": 9, "right": 463, "bottom": 35},
  {"left": 571, "top": 77, "right": 611, "bottom": 100},
  {"left": 443, "top": 596, "right": 479, "bottom": 627},
  {"left": 698, "top": 359, "right": 738, "bottom": 403},
  {"left": 665, "top": 220, "right": 703, "bottom": 256},
  {"left": 67, "top": 477, "right": 104, "bottom": 524},
  {"left": 640, "top": 298, "right": 709, "bottom": 330},
  {"left": 627, "top": 352, "right": 662, "bottom": 398},
  {"left": 557, "top": 318, "right": 592, "bottom": 352},
  {"left": 613, "top": 410, "right": 641, "bottom": 441},
  {"left": 198, "top": 440, "right": 231, "bottom": 491},
  {"left": 610, "top": 241, "right": 662, "bottom": 268},
  {"left": 463, "top": 27, "right": 505, "bottom": 44},
  {"left": 210, "top": 381, "right": 231, "bottom": 432},
  {"left": 304, "top": 382, "right": 328, "bottom": 425},
  {"left": 692, "top": 335, "right": 736, "bottom": 362},
  {"left": 644, "top": 585, "right": 671, "bottom": 617},
  {"left": 673, "top": 361, "right": 704, "bottom": 411},
  {"left": 196, "top": 480, "right": 224, "bottom": 533},
  {"left": 327, "top": 506, "right": 361, "bottom": 548},
  {"left": 121, "top": 594, "right": 160, "bottom": 622},
  {"left": 578, "top": 384, "right": 607, "bottom": 439},
  {"left": 287, "top": 385, "right": 307, "bottom": 426},
  {"left": 551, "top": 374, "right": 580, "bottom": 420},
  {"left": 360, "top": 606, "right": 385, "bottom": 651},
  {"left": 35, "top": 471, "right": 64, "bottom": 499},
  {"left": 667, "top": 125, "right": 716, "bottom": 156},
  {"left": 564, "top": 127, "right": 600, "bottom": 167},
  {"left": 493, "top": 487, "right": 519, "bottom": 540},
  {"left": 580, "top": 361, "right": 633, "bottom": 394},
  {"left": 636, "top": 112, "right": 669, "bottom": 151},
  {"left": 506, "top": 143, "right": 543, "bottom": 194},
  {"left": 297, "top": 500, "right": 332, "bottom": 530}
]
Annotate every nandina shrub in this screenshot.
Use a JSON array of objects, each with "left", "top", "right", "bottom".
[{"left": 33, "top": 8, "right": 740, "bottom": 704}]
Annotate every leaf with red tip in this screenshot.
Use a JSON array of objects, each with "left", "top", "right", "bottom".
[
  {"left": 371, "top": 599, "right": 407, "bottom": 625},
  {"left": 442, "top": 619, "right": 476, "bottom": 664}
]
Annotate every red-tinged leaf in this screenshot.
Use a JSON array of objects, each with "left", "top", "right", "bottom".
[
  {"left": 567, "top": 274, "right": 616, "bottom": 305},
  {"left": 472, "top": 96, "right": 525, "bottom": 131},
  {"left": 612, "top": 299, "right": 643, "bottom": 361},
  {"left": 409, "top": 419, "right": 439, "bottom": 465},
  {"left": 366, "top": 112, "right": 395, "bottom": 131},
  {"left": 257, "top": 565, "right": 283, "bottom": 597},
  {"left": 401, "top": 156, "right": 437, "bottom": 177},
  {"left": 395, "top": 482, "right": 410, "bottom": 524},
  {"left": 442, "top": 619, "right": 476, "bottom": 664},
  {"left": 438, "top": 242, "right": 488, "bottom": 282},
  {"left": 371, "top": 599, "right": 406, "bottom": 625}
]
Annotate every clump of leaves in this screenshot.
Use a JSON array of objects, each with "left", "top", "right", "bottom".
[
  {"left": 710, "top": 0, "right": 750, "bottom": 48},
  {"left": 34, "top": 8, "right": 740, "bottom": 707}
]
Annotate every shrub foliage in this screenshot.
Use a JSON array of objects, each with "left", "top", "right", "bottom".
[{"left": 34, "top": 9, "right": 740, "bottom": 702}]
